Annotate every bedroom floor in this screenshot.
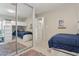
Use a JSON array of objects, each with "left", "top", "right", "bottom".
[
  {"left": 0, "top": 38, "right": 32, "bottom": 56},
  {"left": 16, "top": 47, "right": 73, "bottom": 56},
  {"left": 32, "top": 47, "right": 75, "bottom": 56},
  {"left": 0, "top": 41, "right": 26, "bottom": 56}
]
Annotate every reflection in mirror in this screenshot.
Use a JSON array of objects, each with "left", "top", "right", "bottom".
[
  {"left": 0, "top": 3, "right": 16, "bottom": 55},
  {"left": 15, "top": 3, "right": 33, "bottom": 52}
]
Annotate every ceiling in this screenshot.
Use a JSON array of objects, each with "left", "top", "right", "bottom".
[
  {"left": 28, "top": 3, "right": 78, "bottom": 15},
  {"left": 0, "top": 3, "right": 79, "bottom": 20},
  {"left": 0, "top": 3, "right": 32, "bottom": 20},
  {"left": 28, "top": 3, "right": 66, "bottom": 14}
]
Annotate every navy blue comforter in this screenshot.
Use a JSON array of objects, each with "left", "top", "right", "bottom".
[
  {"left": 48, "top": 33, "right": 79, "bottom": 53},
  {"left": 12, "top": 31, "right": 32, "bottom": 39}
]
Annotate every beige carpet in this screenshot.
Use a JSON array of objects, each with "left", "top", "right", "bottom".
[
  {"left": 0, "top": 41, "right": 26, "bottom": 56},
  {"left": 20, "top": 49, "right": 45, "bottom": 56}
]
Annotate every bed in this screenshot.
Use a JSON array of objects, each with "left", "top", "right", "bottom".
[
  {"left": 48, "top": 33, "right": 79, "bottom": 53},
  {"left": 12, "top": 30, "right": 32, "bottom": 39}
]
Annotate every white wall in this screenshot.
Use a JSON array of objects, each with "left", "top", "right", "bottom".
[
  {"left": 25, "top": 17, "right": 33, "bottom": 32},
  {"left": 36, "top": 5, "right": 79, "bottom": 48}
]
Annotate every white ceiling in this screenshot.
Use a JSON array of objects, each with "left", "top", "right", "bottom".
[
  {"left": 0, "top": 3, "right": 79, "bottom": 20},
  {"left": 0, "top": 3, "right": 32, "bottom": 20},
  {"left": 28, "top": 3, "right": 79, "bottom": 15},
  {"left": 28, "top": 3, "right": 65, "bottom": 14}
]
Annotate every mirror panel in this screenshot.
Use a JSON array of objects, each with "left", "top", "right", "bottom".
[
  {"left": 16, "top": 3, "right": 33, "bottom": 52},
  {"left": 0, "top": 3, "right": 16, "bottom": 56}
]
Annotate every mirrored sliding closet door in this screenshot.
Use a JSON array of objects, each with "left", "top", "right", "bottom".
[
  {"left": 16, "top": 3, "right": 33, "bottom": 53},
  {"left": 0, "top": 3, "right": 16, "bottom": 56},
  {"left": 0, "top": 3, "right": 33, "bottom": 56}
]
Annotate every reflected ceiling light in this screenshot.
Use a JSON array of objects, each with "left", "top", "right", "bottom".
[{"left": 7, "top": 9, "right": 15, "bottom": 13}]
